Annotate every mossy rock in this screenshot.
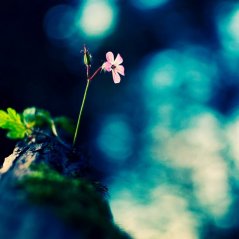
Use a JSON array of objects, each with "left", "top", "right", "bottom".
[{"left": 0, "top": 134, "right": 131, "bottom": 239}]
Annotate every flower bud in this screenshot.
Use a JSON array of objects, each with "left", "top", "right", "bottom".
[{"left": 83, "top": 46, "right": 92, "bottom": 66}]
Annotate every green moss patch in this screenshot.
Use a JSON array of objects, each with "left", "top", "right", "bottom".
[{"left": 17, "top": 163, "right": 131, "bottom": 239}]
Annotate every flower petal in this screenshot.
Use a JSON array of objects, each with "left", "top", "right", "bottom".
[
  {"left": 106, "top": 51, "right": 114, "bottom": 64},
  {"left": 112, "top": 70, "right": 121, "bottom": 83},
  {"left": 116, "top": 65, "right": 125, "bottom": 76},
  {"left": 102, "top": 62, "right": 112, "bottom": 72},
  {"left": 115, "top": 54, "right": 123, "bottom": 65}
]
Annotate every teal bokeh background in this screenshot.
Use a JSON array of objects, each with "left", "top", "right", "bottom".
[{"left": 1, "top": 0, "right": 239, "bottom": 238}]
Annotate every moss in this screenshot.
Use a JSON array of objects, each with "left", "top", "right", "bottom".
[{"left": 17, "top": 163, "right": 131, "bottom": 239}]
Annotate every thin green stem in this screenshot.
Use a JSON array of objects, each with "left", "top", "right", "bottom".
[{"left": 73, "top": 79, "right": 90, "bottom": 146}]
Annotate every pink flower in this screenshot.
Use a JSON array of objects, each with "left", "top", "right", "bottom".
[{"left": 102, "top": 52, "right": 125, "bottom": 83}]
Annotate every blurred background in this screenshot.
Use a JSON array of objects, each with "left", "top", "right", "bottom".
[{"left": 1, "top": 0, "right": 239, "bottom": 238}]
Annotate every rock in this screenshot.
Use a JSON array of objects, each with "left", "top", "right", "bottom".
[{"left": 0, "top": 133, "right": 131, "bottom": 239}]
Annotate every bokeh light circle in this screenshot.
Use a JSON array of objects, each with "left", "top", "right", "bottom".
[
  {"left": 43, "top": 4, "right": 76, "bottom": 40},
  {"left": 76, "top": 0, "right": 117, "bottom": 38},
  {"left": 217, "top": 3, "right": 239, "bottom": 54},
  {"left": 97, "top": 115, "right": 133, "bottom": 162},
  {"left": 142, "top": 47, "right": 217, "bottom": 104},
  {"left": 131, "top": 0, "right": 170, "bottom": 10}
]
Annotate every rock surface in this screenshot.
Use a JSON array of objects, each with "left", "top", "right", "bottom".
[{"left": 0, "top": 134, "right": 131, "bottom": 239}]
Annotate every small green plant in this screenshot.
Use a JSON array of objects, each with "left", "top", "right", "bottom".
[
  {"left": 0, "top": 107, "right": 73, "bottom": 140},
  {"left": 0, "top": 108, "right": 29, "bottom": 139}
]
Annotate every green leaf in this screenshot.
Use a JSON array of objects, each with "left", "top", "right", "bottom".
[
  {"left": 23, "top": 107, "right": 52, "bottom": 127},
  {"left": 22, "top": 107, "right": 37, "bottom": 127},
  {"left": 35, "top": 109, "right": 52, "bottom": 125},
  {"left": 0, "top": 108, "right": 27, "bottom": 139},
  {"left": 24, "top": 107, "right": 75, "bottom": 136},
  {"left": 0, "top": 107, "right": 75, "bottom": 140},
  {"left": 54, "top": 116, "right": 75, "bottom": 135}
]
